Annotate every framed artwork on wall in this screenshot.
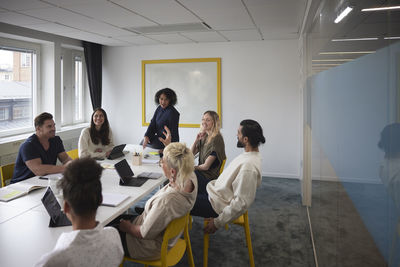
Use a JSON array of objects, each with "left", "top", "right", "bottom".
[{"left": 142, "top": 58, "right": 221, "bottom": 127}]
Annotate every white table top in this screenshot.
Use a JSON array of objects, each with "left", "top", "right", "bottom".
[{"left": 0, "top": 144, "right": 166, "bottom": 267}]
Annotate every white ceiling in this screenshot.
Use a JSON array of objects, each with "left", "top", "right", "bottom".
[{"left": 0, "top": 0, "right": 308, "bottom": 46}]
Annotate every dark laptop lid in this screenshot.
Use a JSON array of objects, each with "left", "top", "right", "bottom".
[
  {"left": 115, "top": 159, "right": 134, "bottom": 178},
  {"left": 110, "top": 144, "right": 126, "bottom": 155},
  {"left": 41, "top": 187, "right": 64, "bottom": 223}
]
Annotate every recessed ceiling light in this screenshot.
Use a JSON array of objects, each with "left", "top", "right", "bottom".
[
  {"left": 312, "top": 59, "right": 353, "bottom": 62},
  {"left": 335, "top": 6, "right": 353, "bottom": 23},
  {"left": 312, "top": 64, "right": 341, "bottom": 66},
  {"left": 332, "top": 37, "right": 378, "bottom": 41},
  {"left": 362, "top": 6, "right": 400, "bottom": 11},
  {"left": 319, "top": 51, "right": 375, "bottom": 55},
  {"left": 384, "top": 36, "right": 400, "bottom": 40}
]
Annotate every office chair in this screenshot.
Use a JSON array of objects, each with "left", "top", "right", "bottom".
[{"left": 120, "top": 213, "right": 194, "bottom": 267}]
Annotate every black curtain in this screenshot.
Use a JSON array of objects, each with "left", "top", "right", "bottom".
[{"left": 83, "top": 41, "right": 102, "bottom": 110}]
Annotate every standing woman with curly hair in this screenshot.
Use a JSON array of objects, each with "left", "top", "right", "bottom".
[
  {"left": 78, "top": 108, "right": 114, "bottom": 159},
  {"left": 142, "top": 88, "right": 180, "bottom": 151}
]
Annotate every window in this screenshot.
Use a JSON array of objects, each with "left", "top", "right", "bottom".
[
  {"left": 74, "top": 56, "right": 84, "bottom": 122},
  {"left": 0, "top": 43, "right": 37, "bottom": 136},
  {"left": 61, "top": 49, "right": 86, "bottom": 126},
  {"left": 20, "top": 53, "right": 31, "bottom": 67}
]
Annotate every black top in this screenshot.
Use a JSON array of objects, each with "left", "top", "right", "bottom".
[
  {"left": 11, "top": 134, "right": 65, "bottom": 183},
  {"left": 145, "top": 105, "right": 180, "bottom": 149}
]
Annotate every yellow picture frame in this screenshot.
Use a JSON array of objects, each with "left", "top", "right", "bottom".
[{"left": 142, "top": 58, "right": 221, "bottom": 128}]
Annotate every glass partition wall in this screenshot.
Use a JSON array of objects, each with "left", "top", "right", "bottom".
[{"left": 303, "top": 0, "right": 400, "bottom": 266}]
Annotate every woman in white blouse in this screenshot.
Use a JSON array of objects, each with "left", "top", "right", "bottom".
[
  {"left": 118, "top": 142, "right": 197, "bottom": 260},
  {"left": 78, "top": 108, "right": 114, "bottom": 159}
]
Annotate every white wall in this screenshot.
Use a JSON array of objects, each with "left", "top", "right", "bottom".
[{"left": 103, "top": 40, "right": 301, "bottom": 178}]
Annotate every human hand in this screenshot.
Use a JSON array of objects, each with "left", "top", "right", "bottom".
[
  {"left": 196, "top": 131, "right": 206, "bottom": 143},
  {"left": 119, "top": 219, "right": 132, "bottom": 233},
  {"left": 105, "top": 151, "right": 111, "bottom": 157},
  {"left": 158, "top": 126, "right": 172, "bottom": 146},
  {"left": 143, "top": 136, "right": 150, "bottom": 149},
  {"left": 204, "top": 218, "right": 218, "bottom": 234}
]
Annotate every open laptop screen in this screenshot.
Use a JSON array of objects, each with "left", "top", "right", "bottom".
[
  {"left": 41, "top": 187, "right": 63, "bottom": 223},
  {"left": 115, "top": 159, "right": 134, "bottom": 178}
]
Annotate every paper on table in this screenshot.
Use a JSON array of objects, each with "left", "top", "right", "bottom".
[
  {"left": 39, "top": 173, "right": 63, "bottom": 180},
  {"left": 142, "top": 158, "right": 160, "bottom": 164},
  {"left": 101, "top": 163, "right": 115, "bottom": 169},
  {"left": 101, "top": 193, "right": 130, "bottom": 207},
  {"left": 0, "top": 180, "right": 46, "bottom": 202}
]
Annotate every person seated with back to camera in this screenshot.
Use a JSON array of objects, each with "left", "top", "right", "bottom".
[
  {"left": 11, "top": 112, "right": 72, "bottom": 184},
  {"left": 35, "top": 157, "right": 124, "bottom": 267},
  {"left": 191, "top": 110, "right": 226, "bottom": 193},
  {"left": 78, "top": 108, "right": 114, "bottom": 159},
  {"left": 116, "top": 142, "right": 197, "bottom": 261}
]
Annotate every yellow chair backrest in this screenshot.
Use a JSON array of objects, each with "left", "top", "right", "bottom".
[
  {"left": 1, "top": 163, "right": 15, "bottom": 187},
  {"left": 66, "top": 149, "right": 78, "bottom": 159},
  {"left": 219, "top": 159, "right": 226, "bottom": 175},
  {"left": 160, "top": 213, "right": 188, "bottom": 254},
  {"left": 122, "top": 213, "right": 194, "bottom": 267}
]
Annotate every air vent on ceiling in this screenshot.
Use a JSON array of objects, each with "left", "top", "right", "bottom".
[{"left": 124, "top": 22, "right": 212, "bottom": 34}]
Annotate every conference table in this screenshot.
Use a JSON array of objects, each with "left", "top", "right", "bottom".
[{"left": 0, "top": 144, "right": 166, "bottom": 267}]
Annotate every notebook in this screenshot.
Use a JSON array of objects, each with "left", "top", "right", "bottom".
[
  {"left": 102, "top": 192, "right": 130, "bottom": 207},
  {"left": 0, "top": 179, "right": 46, "bottom": 202},
  {"left": 41, "top": 187, "right": 71, "bottom": 227},
  {"left": 107, "top": 144, "right": 126, "bottom": 160},
  {"left": 115, "top": 159, "right": 148, "bottom": 187}
]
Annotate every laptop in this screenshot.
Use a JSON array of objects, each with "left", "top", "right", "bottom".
[
  {"left": 41, "top": 187, "right": 71, "bottom": 227},
  {"left": 107, "top": 144, "right": 126, "bottom": 160},
  {"left": 115, "top": 159, "right": 148, "bottom": 187}
]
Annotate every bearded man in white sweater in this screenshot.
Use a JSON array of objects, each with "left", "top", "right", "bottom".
[{"left": 190, "top": 119, "right": 265, "bottom": 234}]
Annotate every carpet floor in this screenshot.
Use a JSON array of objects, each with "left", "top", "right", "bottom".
[
  {"left": 124, "top": 177, "right": 314, "bottom": 267},
  {"left": 310, "top": 180, "right": 387, "bottom": 267}
]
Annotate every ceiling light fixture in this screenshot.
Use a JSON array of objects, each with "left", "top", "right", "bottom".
[
  {"left": 362, "top": 6, "right": 400, "bottom": 12},
  {"left": 384, "top": 36, "right": 400, "bottom": 40},
  {"left": 334, "top": 6, "right": 353, "bottom": 23},
  {"left": 312, "top": 64, "right": 341, "bottom": 66},
  {"left": 312, "top": 59, "right": 353, "bottom": 62},
  {"left": 319, "top": 51, "right": 375, "bottom": 55},
  {"left": 332, "top": 37, "right": 378, "bottom": 41}
]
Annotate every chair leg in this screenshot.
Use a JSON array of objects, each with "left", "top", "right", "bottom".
[
  {"left": 184, "top": 224, "right": 195, "bottom": 267},
  {"left": 203, "top": 220, "right": 210, "bottom": 267},
  {"left": 189, "top": 215, "right": 193, "bottom": 230},
  {"left": 243, "top": 213, "right": 255, "bottom": 267}
]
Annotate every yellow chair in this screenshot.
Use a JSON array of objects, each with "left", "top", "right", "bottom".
[
  {"left": 66, "top": 149, "right": 79, "bottom": 159},
  {"left": 121, "top": 213, "right": 194, "bottom": 267},
  {"left": 1, "top": 163, "right": 15, "bottom": 187},
  {"left": 219, "top": 159, "right": 226, "bottom": 175},
  {"left": 203, "top": 211, "right": 254, "bottom": 267}
]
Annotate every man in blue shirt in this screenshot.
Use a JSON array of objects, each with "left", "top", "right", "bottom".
[{"left": 11, "top": 112, "right": 72, "bottom": 183}]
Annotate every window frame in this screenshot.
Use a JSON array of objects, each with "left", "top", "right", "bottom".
[
  {"left": 0, "top": 37, "right": 40, "bottom": 138},
  {"left": 60, "top": 48, "right": 86, "bottom": 127}
]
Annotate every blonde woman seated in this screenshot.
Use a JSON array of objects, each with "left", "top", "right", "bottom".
[
  {"left": 78, "top": 108, "right": 114, "bottom": 159},
  {"left": 191, "top": 111, "right": 226, "bottom": 193},
  {"left": 118, "top": 142, "right": 197, "bottom": 260}
]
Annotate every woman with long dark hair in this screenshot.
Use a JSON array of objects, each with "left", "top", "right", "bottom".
[{"left": 78, "top": 108, "right": 114, "bottom": 159}]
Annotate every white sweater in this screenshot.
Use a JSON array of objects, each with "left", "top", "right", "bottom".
[
  {"left": 78, "top": 127, "right": 114, "bottom": 158},
  {"left": 35, "top": 224, "right": 123, "bottom": 267},
  {"left": 207, "top": 151, "right": 262, "bottom": 228}
]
